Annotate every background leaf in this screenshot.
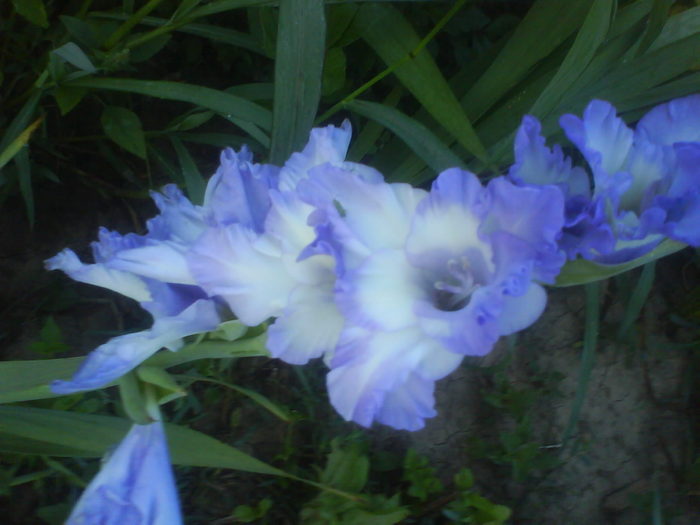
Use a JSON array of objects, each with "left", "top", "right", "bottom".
[
  {"left": 100, "top": 105, "right": 147, "bottom": 159},
  {"left": 269, "top": 0, "right": 326, "bottom": 163}
]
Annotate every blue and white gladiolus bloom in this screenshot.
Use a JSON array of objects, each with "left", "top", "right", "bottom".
[
  {"left": 65, "top": 421, "right": 181, "bottom": 525},
  {"left": 300, "top": 166, "right": 565, "bottom": 429},
  {"left": 511, "top": 94, "right": 700, "bottom": 264}
]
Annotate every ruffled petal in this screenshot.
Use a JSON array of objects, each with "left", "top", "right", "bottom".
[
  {"left": 337, "top": 249, "right": 424, "bottom": 332},
  {"left": 560, "top": 100, "right": 633, "bottom": 185},
  {"left": 66, "top": 421, "right": 181, "bottom": 525},
  {"left": 279, "top": 121, "right": 352, "bottom": 191},
  {"left": 510, "top": 115, "right": 590, "bottom": 198},
  {"left": 203, "top": 147, "right": 279, "bottom": 232},
  {"left": 636, "top": 94, "right": 700, "bottom": 145},
  {"left": 45, "top": 249, "right": 151, "bottom": 303},
  {"left": 406, "top": 169, "right": 493, "bottom": 267},
  {"left": 327, "top": 327, "right": 461, "bottom": 430},
  {"left": 188, "top": 225, "right": 295, "bottom": 325},
  {"left": 51, "top": 299, "right": 219, "bottom": 394},
  {"left": 266, "top": 285, "right": 344, "bottom": 364},
  {"left": 105, "top": 242, "right": 196, "bottom": 285}
]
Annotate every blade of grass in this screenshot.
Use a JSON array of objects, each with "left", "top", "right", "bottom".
[
  {"left": 560, "top": 281, "right": 600, "bottom": 452},
  {"left": 354, "top": 2, "right": 487, "bottom": 163},
  {"left": 0, "top": 116, "right": 42, "bottom": 171},
  {"left": 344, "top": 99, "right": 464, "bottom": 181},
  {"left": 176, "top": 374, "right": 291, "bottom": 422},
  {"left": 269, "top": 0, "right": 325, "bottom": 163},
  {"left": 635, "top": 0, "right": 672, "bottom": 55},
  {"left": 15, "top": 147, "right": 34, "bottom": 226},
  {"left": 0, "top": 90, "right": 42, "bottom": 153},
  {"left": 617, "top": 261, "right": 656, "bottom": 340},
  {"left": 529, "top": 0, "right": 614, "bottom": 118},
  {"left": 462, "top": 0, "right": 591, "bottom": 121},
  {"left": 66, "top": 77, "right": 272, "bottom": 131},
  {"left": 169, "top": 136, "right": 206, "bottom": 204}
]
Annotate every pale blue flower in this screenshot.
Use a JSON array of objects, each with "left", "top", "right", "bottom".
[
  {"left": 188, "top": 122, "right": 358, "bottom": 365},
  {"left": 553, "top": 95, "right": 700, "bottom": 263},
  {"left": 66, "top": 421, "right": 182, "bottom": 525},
  {"left": 302, "top": 167, "right": 565, "bottom": 429}
]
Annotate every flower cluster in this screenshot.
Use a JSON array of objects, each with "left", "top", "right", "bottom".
[
  {"left": 49, "top": 94, "right": 700, "bottom": 522},
  {"left": 509, "top": 94, "right": 700, "bottom": 264},
  {"left": 48, "top": 122, "right": 566, "bottom": 432}
]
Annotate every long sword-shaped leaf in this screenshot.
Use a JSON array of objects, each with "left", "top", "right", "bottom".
[
  {"left": 345, "top": 99, "right": 464, "bottom": 181},
  {"left": 529, "top": 0, "right": 614, "bottom": 118},
  {"left": 65, "top": 77, "right": 272, "bottom": 131},
  {"left": 356, "top": 3, "right": 487, "bottom": 163},
  {"left": 461, "top": 0, "right": 591, "bottom": 120},
  {"left": 269, "top": 0, "right": 325, "bottom": 163},
  {"left": 0, "top": 335, "right": 268, "bottom": 404},
  {"left": 555, "top": 240, "right": 685, "bottom": 287},
  {"left": 0, "top": 406, "right": 286, "bottom": 475}
]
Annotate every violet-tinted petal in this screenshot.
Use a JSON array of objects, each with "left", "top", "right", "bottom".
[
  {"left": 327, "top": 327, "right": 461, "bottom": 430},
  {"left": 483, "top": 178, "right": 565, "bottom": 283},
  {"left": 51, "top": 299, "right": 219, "bottom": 394},
  {"left": 266, "top": 285, "right": 344, "bottom": 365},
  {"left": 636, "top": 94, "right": 700, "bottom": 145},
  {"left": 147, "top": 184, "right": 206, "bottom": 243},
  {"left": 203, "top": 147, "right": 279, "bottom": 232},
  {"left": 188, "top": 224, "right": 295, "bottom": 325},
  {"left": 45, "top": 249, "right": 151, "bottom": 303},
  {"left": 510, "top": 115, "right": 590, "bottom": 198},
  {"left": 560, "top": 100, "right": 633, "bottom": 185},
  {"left": 279, "top": 121, "right": 352, "bottom": 191},
  {"left": 105, "top": 241, "right": 196, "bottom": 285},
  {"left": 66, "top": 421, "right": 182, "bottom": 525}
]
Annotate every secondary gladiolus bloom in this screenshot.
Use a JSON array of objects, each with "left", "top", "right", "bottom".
[
  {"left": 66, "top": 421, "right": 182, "bottom": 525},
  {"left": 512, "top": 94, "right": 700, "bottom": 264},
  {"left": 301, "top": 167, "right": 565, "bottom": 429}
]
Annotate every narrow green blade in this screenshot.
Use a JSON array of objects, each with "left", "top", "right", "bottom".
[
  {"left": 66, "top": 77, "right": 272, "bottom": 131},
  {"left": 269, "top": 0, "right": 325, "bottom": 163},
  {"left": 345, "top": 99, "right": 464, "bottom": 181},
  {"left": 356, "top": 3, "right": 487, "bottom": 163}
]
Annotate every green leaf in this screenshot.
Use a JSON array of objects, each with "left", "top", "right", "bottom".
[
  {"left": 0, "top": 90, "right": 42, "bottom": 154},
  {"left": 322, "top": 47, "right": 347, "bottom": 96},
  {"left": 635, "top": 0, "right": 673, "bottom": 55},
  {"left": 129, "top": 33, "right": 171, "bottom": 63},
  {"left": 169, "top": 136, "right": 205, "bottom": 204},
  {"left": 320, "top": 438, "right": 369, "bottom": 492},
  {"left": 60, "top": 16, "right": 101, "bottom": 48},
  {"left": 0, "top": 406, "right": 288, "bottom": 476},
  {"left": 101, "top": 105, "right": 147, "bottom": 159},
  {"left": 52, "top": 42, "right": 97, "bottom": 73},
  {"left": 269, "top": 0, "right": 325, "bottom": 164},
  {"left": 584, "top": 31, "right": 700, "bottom": 104},
  {"left": 529, "top": 0, "right": 614, "bottom": 118},
  {"left": 15, "top": 146, "right": 34, "bottom": 226},
  {"left": 648, "top": 6, "right": 700, "bottom": 52},
  {"left": 136, "top": 366, "right": 186, "bottom": 405},
  {"left": 67, "top": 77, "right": 272, "bottom": 131},
  {"left": 345, "top": 100, "right": 464, "bottom": 181},
  {"left": 554, "top": 239, "right": 686, "bottom": 287},
  {"left": 357, "top": 3, "right": 487, "bottom": 162},
  {"left": 53, "top": 86, "right": 88, "bottom": 115},
  {"left": 462, "top": 0, "right": 591, "bottom": 120},
  {"left": 0, "top": 334, "right": 268, "bottom": 404},
  {"left": 0, "top": 116, "right": 42, "bottom": 172},
  {"left": 12, "top": 0, "right": 48, "bottom": 28}
]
